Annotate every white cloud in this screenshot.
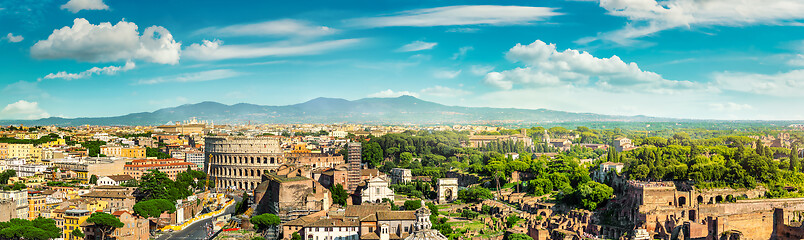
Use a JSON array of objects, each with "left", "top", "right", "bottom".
[
  {"left": 433, "top": 69, "right": 462, "bottom": 79},
  {"left": 5, "top": 33, "right": 23, "bottom": 43},
  {"left": 446, "top": 28, "right": 480, "bottom": 33},
  {"left": 397, "top": 41, "right": 437, "bottom": 52},
  {"left": 709, "top": 102, "right": 752, "bottom": 112},
  {"left": 137, "top": 69, "right": 242, "bottom": 85},
  {"left": 451, "top": 46, "right": 473, "bottom": 60},
  {"left": 787, "top": 54, "right": 804, "bottom": 66},
  {"left": 713, "top": 69, "right": 804, "bottom": 96},
  {"left": 368, "top": 89, "right": 420, "bottom": 98},
  {"left": 470, "top": 65, "right": 494, "bottom": 75},
  {"left": 484, "top": 40, "right": 695, "bottom": 92},
  {"left": 420, "top": 86, "right": 471, "bottom": 97},
  {"left": 183, "top": 39, "right": 361, "bottom": 61},
  {"left": 31, "top": 18, "right": 181, "bottom": 64},
  {"left": 587, "top": 0, "right": 804, "bottom": 45},
  {"left": 198, "top": 19, "right": 335, "bottom": 38},
  {"left": 348, "top": 5, "right": 561, "bottom": 28},
  {"left": 40, "top": 61, "right": 135, "bottom": 81},
  {"left": 60, "top": 0, "right": 109, "bottom": 13},
  {"left": 0, "top": 100, "right": 50, "bottom": 120}
]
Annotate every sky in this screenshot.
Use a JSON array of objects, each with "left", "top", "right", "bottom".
[{"left": 2, "top": 0, "right": 804, "bottom": 121}]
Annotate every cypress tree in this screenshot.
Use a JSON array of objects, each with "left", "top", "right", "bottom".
[{"left": 791, "top": 145, "right": 800, "bottom": 171}]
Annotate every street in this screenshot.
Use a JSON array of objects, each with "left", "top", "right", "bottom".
[{"left": 156, "top": 195, "right": 242, "bottom": 240}]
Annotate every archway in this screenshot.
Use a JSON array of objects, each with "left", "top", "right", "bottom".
[
  {"left": 445, "top": 188, "right": 453, "bottom": 200},
  {"left": 678, "top": 196, "right": 687, "bottom": 207},
  {"left": 715, "top": 196, "right": 723, "bottom": 203},
  {"left": 697, "top": 195, "right": 704, "bottom": 204}
]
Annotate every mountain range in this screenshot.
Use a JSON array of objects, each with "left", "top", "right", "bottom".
[{"left": 0, "top": 96, "right": 670, "bottom": 126}]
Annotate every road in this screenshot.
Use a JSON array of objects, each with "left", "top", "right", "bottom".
[{"left": 156, "top": 195, "right": 241, "bottom": 240}]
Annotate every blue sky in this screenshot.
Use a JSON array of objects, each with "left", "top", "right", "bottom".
[{"left": 3, "top": 0, "right": 804, "bottom": 120}]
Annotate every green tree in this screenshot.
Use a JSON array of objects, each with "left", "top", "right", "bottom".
[
  {"left": 250, "top": 213, "right": 281, "bottom": 233},
  {"left": 133, "top": 199, "right": 176, "bottom": 218},
  {"left": 71, "top": 228, "right": 84, "bottom": 240},
  {"left": 234, "top": 192, "right": 250, "bottom": 215},
  {"left": 135, "top": 169, "right": 174, "bottom": 201},
  {"left": 506, "top": 233, "right": 534, "bottom": 240},
  {"left": 85, "top": 212, "right": 124, "bottom": 240},
  {"left": 457, "top": 186, "right": 493, "bottom": 203},
  {"left": 362, "top": 141, "right": 384, "bottom": 168},
  {"left": 791, "top": 145, "right": 800, "bottom": 171},
  {"left": 505, "top": 215, "right": 521, "bottom": 228},
  {"left": 291, "top": 232, "right": 302, "bottom": 240},
  {"left": 0, "top": 170, "right": 16, "bottom": 185},
  {"left": 89, "top": 175, "right": 98, "bottom": 184},
  {"left": 0, "top": 217, "right": 61, "bottom": 240},
  {"left": 403, "top": 200, "right": 422, "bottom": 210},
  {"left": 330, "top": 184, "right": 349, "bottom": 206}
]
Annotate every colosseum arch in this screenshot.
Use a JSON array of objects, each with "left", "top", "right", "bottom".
[
  {"left": 715, "top": 196, "right": 724, "bottom": 203},
  {"left": 270, "top": 157, "right": 275, "bottom": 164},
  {"left": 697, "top": 195, "right": 704, "bottom": 204}
]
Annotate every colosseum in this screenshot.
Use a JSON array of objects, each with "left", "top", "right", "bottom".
[{"left": 205, "top": 136, "right": 285, "bottom": 190}]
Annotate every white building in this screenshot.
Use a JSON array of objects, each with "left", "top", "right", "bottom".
[
  {"left": 329, "top": 131, "right": 348, "bottom": 138},
  {"left": 302, "top": 218, "right": 360, "bottom": 240},
  {"left": 360, "top": 176, "right": 395, "bottom": 204},
  {"left": 6, "top": 159, "right": 47, "bottom": 177},
  {"left": 186, "top": 152, "right": 204, "bottom": 170},
  {"left": 97, "top": 175, "right": 135, "bottom": 186}
]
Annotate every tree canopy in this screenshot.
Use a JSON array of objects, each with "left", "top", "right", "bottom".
[
  {"left": 250, "top": 213, "right": 281, "bottom": 232},
  {"left": 0, "top": 217, "right": 61, "bottom": 240},
  {"left": 86, "top": 212, "right": 124, "bottom": 240},
  {"left": 133, "top": 199, "right": 176, "bottom": 218}
]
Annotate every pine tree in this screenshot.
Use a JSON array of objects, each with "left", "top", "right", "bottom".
[{"left": 791, "top": 145, "right": 800, "bottom": 171}]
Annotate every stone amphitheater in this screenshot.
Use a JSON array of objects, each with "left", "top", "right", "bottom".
[{"left": 205, "top": 136, "right": 286, "bottom": 190}]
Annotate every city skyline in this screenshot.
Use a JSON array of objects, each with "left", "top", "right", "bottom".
[{"left": 3, "top": 0, "right": 804, "bottom": 120}]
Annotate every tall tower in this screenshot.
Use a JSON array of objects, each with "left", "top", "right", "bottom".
[{"left": 347, "top": 142, "right": 362, "bottom": 192}]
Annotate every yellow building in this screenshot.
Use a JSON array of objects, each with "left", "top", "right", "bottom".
[
  {"left": 28, "top": 193, "right": 46, "bottom": 220},
  {"left": 121, "top": 146, "right": 146, "bottom": 158},
  {"left": 8, "top": 144, "right": 41, "bottom": 161},
  {"left": 57, "top": 200, "right": 108, "bottom": 239},
  {"left": 0, "top": 143, "right": 7, "bottom": 159},
  {"left": 63, "top": 209, "right": 91, "bottom": 239},
  {"left": 41, "top": 139, "right": 66, "bottom": 148},
  {"left": 101, "top": 146, "right": 146, "bottom": 158}
]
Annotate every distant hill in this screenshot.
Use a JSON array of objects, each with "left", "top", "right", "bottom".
[{"left": 0, "top": 95, "right": 671, "bottom": 126}]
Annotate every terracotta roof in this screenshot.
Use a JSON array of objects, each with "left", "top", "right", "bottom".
[
  {"left": 112, "top": 210, "right": 131, "bottom": 216},
  {"left": 106, "top": 174, "right": 135, "bottom": 182},
  {"left": 376, "top": 211, "right": 415, "bottom": 221},
  {"left": 81, "top": 191, "right": 132, "bottom": 199},
  {"left": 361, "top": 233, "right": 380, "bottom": 240},
  {"left": 285, "top": 214, "right": 319, "bottom": 226},
  {"left": 344, "top": 204, "right": 390, "bottom": 218}
]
